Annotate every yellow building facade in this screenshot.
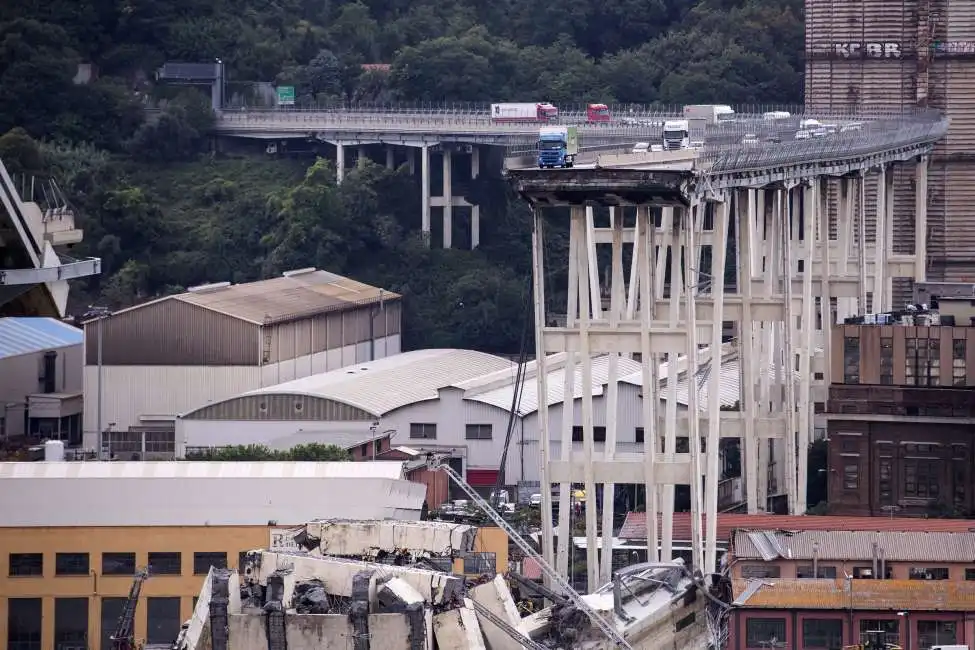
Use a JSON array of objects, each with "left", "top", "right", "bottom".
[
  {"left": 1, "top": 525, "right": 274, "bottom": 650},
  {"left": 1, "top": 524, "right": 509, "bottom": 650}
]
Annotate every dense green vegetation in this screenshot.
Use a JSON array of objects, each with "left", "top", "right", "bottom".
[
  {"left": 184, "top": 443, "right": 351, "bottom": 461},
  {"left": 0, "top": 0, "right": 804, "bottom": 352}
]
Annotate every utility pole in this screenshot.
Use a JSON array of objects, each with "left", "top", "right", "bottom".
[{"left": 87, "top": 306, "right": 111, "bottom": 448}]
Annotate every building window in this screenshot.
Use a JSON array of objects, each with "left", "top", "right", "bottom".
[
  {"left": 55, "top": 553, "right": 90, "bottom": 576},
  {"left": 100, "top": 598, "right": 126, "bottom": 650},
  {"left": 878, "top": 459, "right": 893, "bottom": 505},
  {"left": 917, "top": 620, "right": 957, "bottom": 648},
  {"left": 635, "top": 427, "right": 645, "bottom": 444},
  {"left": 8, "top": 553, "right": 43, "bottom": 577},
  {"left": 409, "top": 423, "right": 437, "bottom": 440},
  {"left": 148, "top": 552, "right": 182, "bottom": 576},
  {"left": 745, "top": 618, "right": 787, "bottom": 647},
  {"left": 843, "top": 464, "right": 859, "bottom": 491},
  {"left": 54, "top": 597, "right": 88, "bottom": 649},
  {"left": 796, "top": 565, "right": 837, "bottom": 579},
  {"left": 739, "top": 564, "right": 781, "bottom": 579},
  {"left": 101, "top": 552, "right": 136, "bottom": 575},
  {"left": 843, "top": 336, "right": 860, "bottom": 383},
  {"left": 571, "top": 426, "right": 607, "bottom": 443},
  {"left": 146, "top": 597, "right": 182, "bottom": 644},
  {"left": 953, "top": 338, "right": 967, "bottom": 385},
  {"left": 909, "top": 567, "right": 949, "bottom": 580},
  {"left": 965, "top": 568, "right": 975, "bottom": 581},
  {"left": 953, "top": 460, "right": 967, "bottom": 507},
  {"left": 145, "top": 430, "right": 176, "bottom": 455},
  {"left": 860, "top": 620, "right": 899, "bottom": 646},
  {"left": 880, "top": 336, "right": 894, "bottom": 385},
  {"left": 193, "top": 552, "right": 228, "bottom": 575},
  {"left": 8, "top": 597, "right": 42, "bottom": 650},
  {"left": 802, "top": 618, "right": 843, "bottom": 649},
  {"left": 904, "top": 460, "right": 940, "bottom": 500},
  {"left": 465, "top": 424, "right": 492, "bottom": 440},
  {"left": 463, "top": 552, "right": 497, "bottom": 575}
]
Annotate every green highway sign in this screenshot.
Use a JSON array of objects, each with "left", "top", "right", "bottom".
[{"left": 276, "top": 86, "right": 295, "bottom": 106}]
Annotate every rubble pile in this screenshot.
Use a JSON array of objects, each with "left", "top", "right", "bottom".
[{"left": 176, "top": 519, "right": 715, "bottom": 650}]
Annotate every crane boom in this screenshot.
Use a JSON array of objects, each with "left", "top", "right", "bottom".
[
  {"left": 111, "top": 568, "right": 149, "bottom": 650},
  {"left": 427, "top": 457, "right": 634, "bottom": 649}
]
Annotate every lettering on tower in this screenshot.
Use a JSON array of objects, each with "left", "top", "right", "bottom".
[{"left": 832, "top": 42, "right": 902, "bottom": 59}]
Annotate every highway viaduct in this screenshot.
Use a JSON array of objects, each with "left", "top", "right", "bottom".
[
  {"left": 212, "top": 107, "right": 830, "bottom": 249},
  {"left": 209, "top": 105, "right": 948, "bottom": 586},
  {"left": 502, "top": 111, "right": 947, "bottom": 590}
]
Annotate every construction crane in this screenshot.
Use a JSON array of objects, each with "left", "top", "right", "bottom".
[
  {"left": 111, "top": 568, "right": 149, "bottom": 650},
  {"left": 424, "top": 454, "right": 634, "bottom": 650}
]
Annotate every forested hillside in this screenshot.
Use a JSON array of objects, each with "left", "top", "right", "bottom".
[{"left": 0, "top": 0, "right": 804, "bottom": 353}]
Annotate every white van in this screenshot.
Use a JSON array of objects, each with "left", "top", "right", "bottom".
[{"left": 631, "top": 142, "right": 650, "bottom": 154}]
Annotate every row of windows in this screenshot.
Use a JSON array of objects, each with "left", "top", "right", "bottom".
[
  {"left": 741, "top": 564, "right": 975, "bottom": 581},
  {"left": 846, "top": 336, "right": 970, "bottom": 386},
  {"left": 9, "top": 551, "right": 232, "bottom": 577},
  {"left": 410, "top": 423, "right": 706, "bottom": 446},
  {"left": 840, "top": 456, "right": 968, "bottom": 506},
  {"left": 744, "top": 617, "right": 955, "bottom": 649},
  {"left": 8, "top": 595, "right": 184, "bottom": 650}
]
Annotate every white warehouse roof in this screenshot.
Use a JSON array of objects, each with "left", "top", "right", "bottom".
[
  {"left": 245, "top": 348, "right": 513, "bottom": 417},
  {"left": 460, "top": 353, "right": 643, "bottom": 416},
  {"left": 0, "top": 461, "right": 427, "bottom": 526}
]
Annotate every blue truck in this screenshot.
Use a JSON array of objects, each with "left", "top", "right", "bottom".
[{"left": 537, "top": 126, "right": 579, "bottom": 168}]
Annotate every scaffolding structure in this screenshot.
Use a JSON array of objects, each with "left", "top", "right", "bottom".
[{"left": 527, "top": 164, "right": 929, "bottom": 586}]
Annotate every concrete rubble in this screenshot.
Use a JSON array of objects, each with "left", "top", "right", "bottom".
[{"left": 174, "top": 519, "right": 714, "bottom": 650}]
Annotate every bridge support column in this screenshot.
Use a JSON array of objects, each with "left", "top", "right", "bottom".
[
  {"left": 443, "top": 149, "right": 453, "bottom": 249},
  {"left": 336, "top": 143, "right": 346, "bottom": 184},
  {"left": 535, "top": 198, "right": 728, "bottom": 581},
  {"left": 874, "top": 166, "right": 889, "bottom": 312},
  {"left": 386, "top": 146, "right": 395, "bottom": 170},
  {"left": 915, "top": 156, "right": 929, "bottom": 281},
  {"left": 737, "top": 188, "right": 760, "bottom": 514},
  {"left": 421, "top": 145, "right": 430, "bottom": 244},
  {"left": 471, "top": 147, "right": 480, "bottom": 249},
  {"left": 357, "top": 145, "right": 367, "bottom": 168}
]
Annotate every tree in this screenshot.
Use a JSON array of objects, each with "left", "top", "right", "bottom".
[{"left": 0, "top": 128, "right": 45, "bottom": 176}]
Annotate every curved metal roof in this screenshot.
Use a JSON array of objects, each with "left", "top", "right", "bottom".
[{"left": 243, "top": 348, "right": 513, "bottom": 416}]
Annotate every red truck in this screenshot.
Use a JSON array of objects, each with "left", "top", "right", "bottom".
[
  {"left": 490, "top": 103, "right": 559, "bottom": 123},
  {"left": 587, "top": 103, "right": 611, "bottom": 122}
]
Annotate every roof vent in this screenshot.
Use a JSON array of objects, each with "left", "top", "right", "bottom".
[
  {"left": 282, "top": 267, "right": 317, "bottom": 277},
  {"left": 187, "top": 281, "right": 231, "bottom": 294}
]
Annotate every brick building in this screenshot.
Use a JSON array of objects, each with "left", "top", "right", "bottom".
[
  {"left": 729, "top": 579, "right": 975, "bottom": 650},
  {"left": 827, "top": 307, "right": 975, "bottom": 517}
]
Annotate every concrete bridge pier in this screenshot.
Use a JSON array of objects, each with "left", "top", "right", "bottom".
[
  {"left": 336, "top": 142, "right": 346, "bottom": 184},
  {"left": 423, "top": 146, "right": 482, "bottom": 250}
]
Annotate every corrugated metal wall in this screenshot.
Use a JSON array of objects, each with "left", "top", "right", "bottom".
[
  {"left": 87, "top": 298, "right": 403, "bottom": 367},
  {"left": 86, "top": 299, "right": 258, "bottom": 366},
  {"left": 265, "top": 300, "right": 402, "bottom": 364}
]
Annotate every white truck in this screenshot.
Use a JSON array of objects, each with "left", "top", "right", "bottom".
[
  {"left": 490, "top": 102, "right": 559, "bottom": 123},
  {"left": 683, "top": 104, "right": 735, "bottom": 124},
  {"left": 662, "top": 119, "right": 690, "bottom": 150}
]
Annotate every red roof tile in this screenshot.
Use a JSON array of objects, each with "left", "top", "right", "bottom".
[{"left": 618, "top": 511, "right": 975, "bottom": 542}]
